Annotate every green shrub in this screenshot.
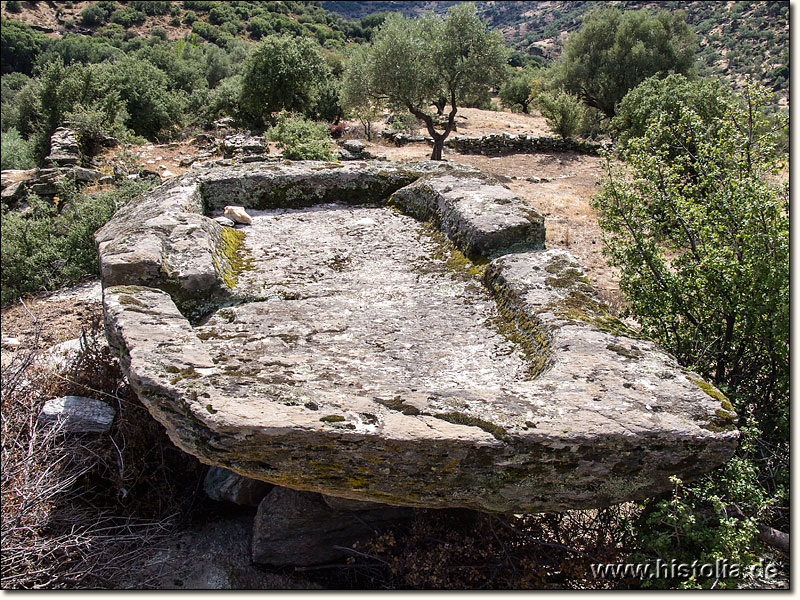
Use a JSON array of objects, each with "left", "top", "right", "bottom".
[
  {"left": 268, "top": 111, "right": 334, "bottom": 161},
  {"left": 611, "top": 74, "right": 731, "bottom": 150},
  {"left": 5, "top": 0, "right": 21, "bottom": 13},
  {"left": 0, "top": 128, "right": 34, "bottom": 170},
  {"left": 384, "top": 112, "right": 420, "bottom": 134},
  {"left": 499, "top": 66, "right": 541, "bottom": 114},
  {"left": 592, "top": 80, "right": 788, "bottom": 587},
  {"left": 130, "top": 0, "right": 170, "bottom": 16},
  {"left": 239, "top": 35, "right": 328, "bottom": 127},
  {"left": 1, "top": 19, "right": 48, "bottom": 76},
  {"left": 110, "top": 7, "right": 146, "bottom": 28},
  {"left": 79, "top": 3, "right": 109, "bottom": 27},
  {"left": 578, "top": 105, "right": 607, "bottom": 140},
  {"left": 1, "top": 179, "right": 153, "bottom": 306},
  {"left": 534, "top": 89, "right": 582, "bottom": 139},
  {"left": 312, "top": 76, "right": 343, "bottom": 123}
]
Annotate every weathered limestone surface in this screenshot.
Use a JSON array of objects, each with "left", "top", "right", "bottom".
[
  {"left": 390, "top": 173, "right": 544, "bottom": 257},
  {"left": 99, "top": 159, "right": 737, "bottom": 513}
]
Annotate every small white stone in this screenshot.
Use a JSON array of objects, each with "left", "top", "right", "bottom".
[{"left": 223, "top": 205, "right": 253, "bottom": 225}]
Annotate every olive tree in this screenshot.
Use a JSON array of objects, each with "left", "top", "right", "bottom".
[
  {"left": 553, "top": 7, "right": 696, "bottom": 119},
  {"left": 340, "top": 44, "right": 383, "bottom": 140},
  {"left": 499, "top": 66, "right": 542, "bottom": 114},
  {"left": 357, "top": 3, "right": 508, "bottom": 160}
]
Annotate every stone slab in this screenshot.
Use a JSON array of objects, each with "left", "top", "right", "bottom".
[{"left": 102, "top": 209, "right": 737, "bottom": 513}]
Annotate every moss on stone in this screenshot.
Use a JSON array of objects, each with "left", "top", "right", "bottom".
[
  {"left": 551, "top": 290, "right": 647, "bottom": 340},
  {"left": 484, "top": 278, "right": 552, "bottom": 379},
  {"left": 433, "top": 411, "right": 509, "bottom": 442},
  {"left": 689, "top": 377, "right": 730, "bottom": 404},
  {"left": 216, "top": 227, "right": 255, "bottom": 289},
  {"left": 116, "top": 294, "right": 147, "bottom": 308},
  {"left": 320, "top": 414, "right": 346, "bottom": 423},
  {"left": 376, "top": 396, "right": 421, "bottom": 416}
]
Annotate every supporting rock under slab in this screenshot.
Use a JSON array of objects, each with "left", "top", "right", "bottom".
[
  {"left": 204, "top": 466, "right": 273, "bottom": 506},
  {"left": 252, "top": 486, "right": 413, "bottom": 566},
  {"left": 99, "top": 159, "right": 737, "bottom": 513}
]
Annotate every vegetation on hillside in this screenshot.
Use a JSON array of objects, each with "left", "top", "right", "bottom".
[{"left": 593, "top": 78, "right": 788, "bottom": 588}]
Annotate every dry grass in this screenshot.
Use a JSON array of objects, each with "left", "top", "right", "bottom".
[{"left": 1, "top": 306, "right": 206, "bottom": 589}]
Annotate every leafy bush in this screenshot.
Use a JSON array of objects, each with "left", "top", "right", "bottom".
[
  {"left": 611, "top": 74, "right": 730, "bottom": 150},
  {"left": 551, "top": 7, "right": 697, "bottom": 118},
  {"left": 239, "top": 35, "right": 328, "bottom": 127},
  {"left": 385, "top": 111, "right": 421, "bottom": 134},
  {"left": 631, "top": 424, "right": 772, "bottom": 588},
  {"left": 268, "top": 111, "right": 334, "bottom": 161},
  {"left": 592, "top": 80, "right": 788, "bottom": 587},
  {"left": 499, "top": 66, "right": 541, "bottom": 113},
  {"left": 102, "top": 56, "right": 185, "bottom": 139},
  {"left": 312, "top": 76, "right": 343, "bottom": 123},
  {"left": 578, "top": 105, "right": 607, "bottom": 140},
  {"left": 0, "top": 127, "right": 34, "bottom": 170},
  {"left": 1, "top": 179, "right": 153, "bottom": 305},
  {"left": 534, "top": 89, "right": 582, "bottom": 139},
  {"left": 79, "top": 3, "right": 109, "bottom": 27},
  {"left": 130, "top": 0, "right": 170, "bottom": 16},
  {"left": 110, "top": 7, "right": 146, "bottom": 28},
  {"left": 5, "top": 0, "right": 20, "bottom": 12},
  {"left": 1, "top": 19, "right": 48, "bottom": 75}
]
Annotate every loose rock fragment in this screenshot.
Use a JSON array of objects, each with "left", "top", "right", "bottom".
[
  {"left": 39, "top": 396, "right": 116, "bottom": 434},
  {"left": 223, "top": 205, "right": 252, "bottom": 225}
]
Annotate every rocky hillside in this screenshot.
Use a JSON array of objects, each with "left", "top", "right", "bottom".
[
  {"left": 3, "top": 1, "right": 788, "bottom": 97},
  {"left": 323, "top": 0, "right": 789, "bottom": 97}
]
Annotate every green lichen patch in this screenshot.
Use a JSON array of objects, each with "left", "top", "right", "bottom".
[
  {"left": 415, "top": 223, "right": 488, "bottom": 281},
  {"left": 320, "top": 414, "right": 346, "bottom": 423},
  {"left": 375, "top": 396, "right": 421, "bottom": 416},
  {"left": 543, "top": 257, "right": 591, "bottom": 289},
  {"left": 689, "top": 377, "right": 730, "bottom": 404},
  {"left": 551, "top": 290, "right": 647, "bottom": 340},
  {"left": 116, "top": 294, "right": 147, "bottom": 308},
  {"left": 433, "top": 411, "right": 510, "bottom": 442},
  {"left": 216, "top": 227, "right": 255, "bottom": 289},
  {"left": 484, "top": 279, "right": 552, "bottom": 379},
  {"left": 168, "top": 366, "right": 202, "bottom": 385}
]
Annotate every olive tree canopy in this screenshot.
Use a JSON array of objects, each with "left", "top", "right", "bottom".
[
  {"left": 359, "top": 3, "right": 508, "bottom": 160},
  {"left": 553, "top": 7, "right": 696, "bottom": 119}
]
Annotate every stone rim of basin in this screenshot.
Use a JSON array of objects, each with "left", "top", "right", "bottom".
[{"left": 97, "top": 159, "right": 738, "bottom": 513}]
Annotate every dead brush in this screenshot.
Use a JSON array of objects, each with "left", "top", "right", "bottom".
[
  {"left": 304, "top": 506, "right": 637, "bottom": 590},
  {"left": 1, "top": 309, "right": 205, "bottom": 589}
]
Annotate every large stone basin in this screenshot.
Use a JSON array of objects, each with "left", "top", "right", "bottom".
[{"left": 97, "top": 160, "right": 738, "bottom": 513}]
